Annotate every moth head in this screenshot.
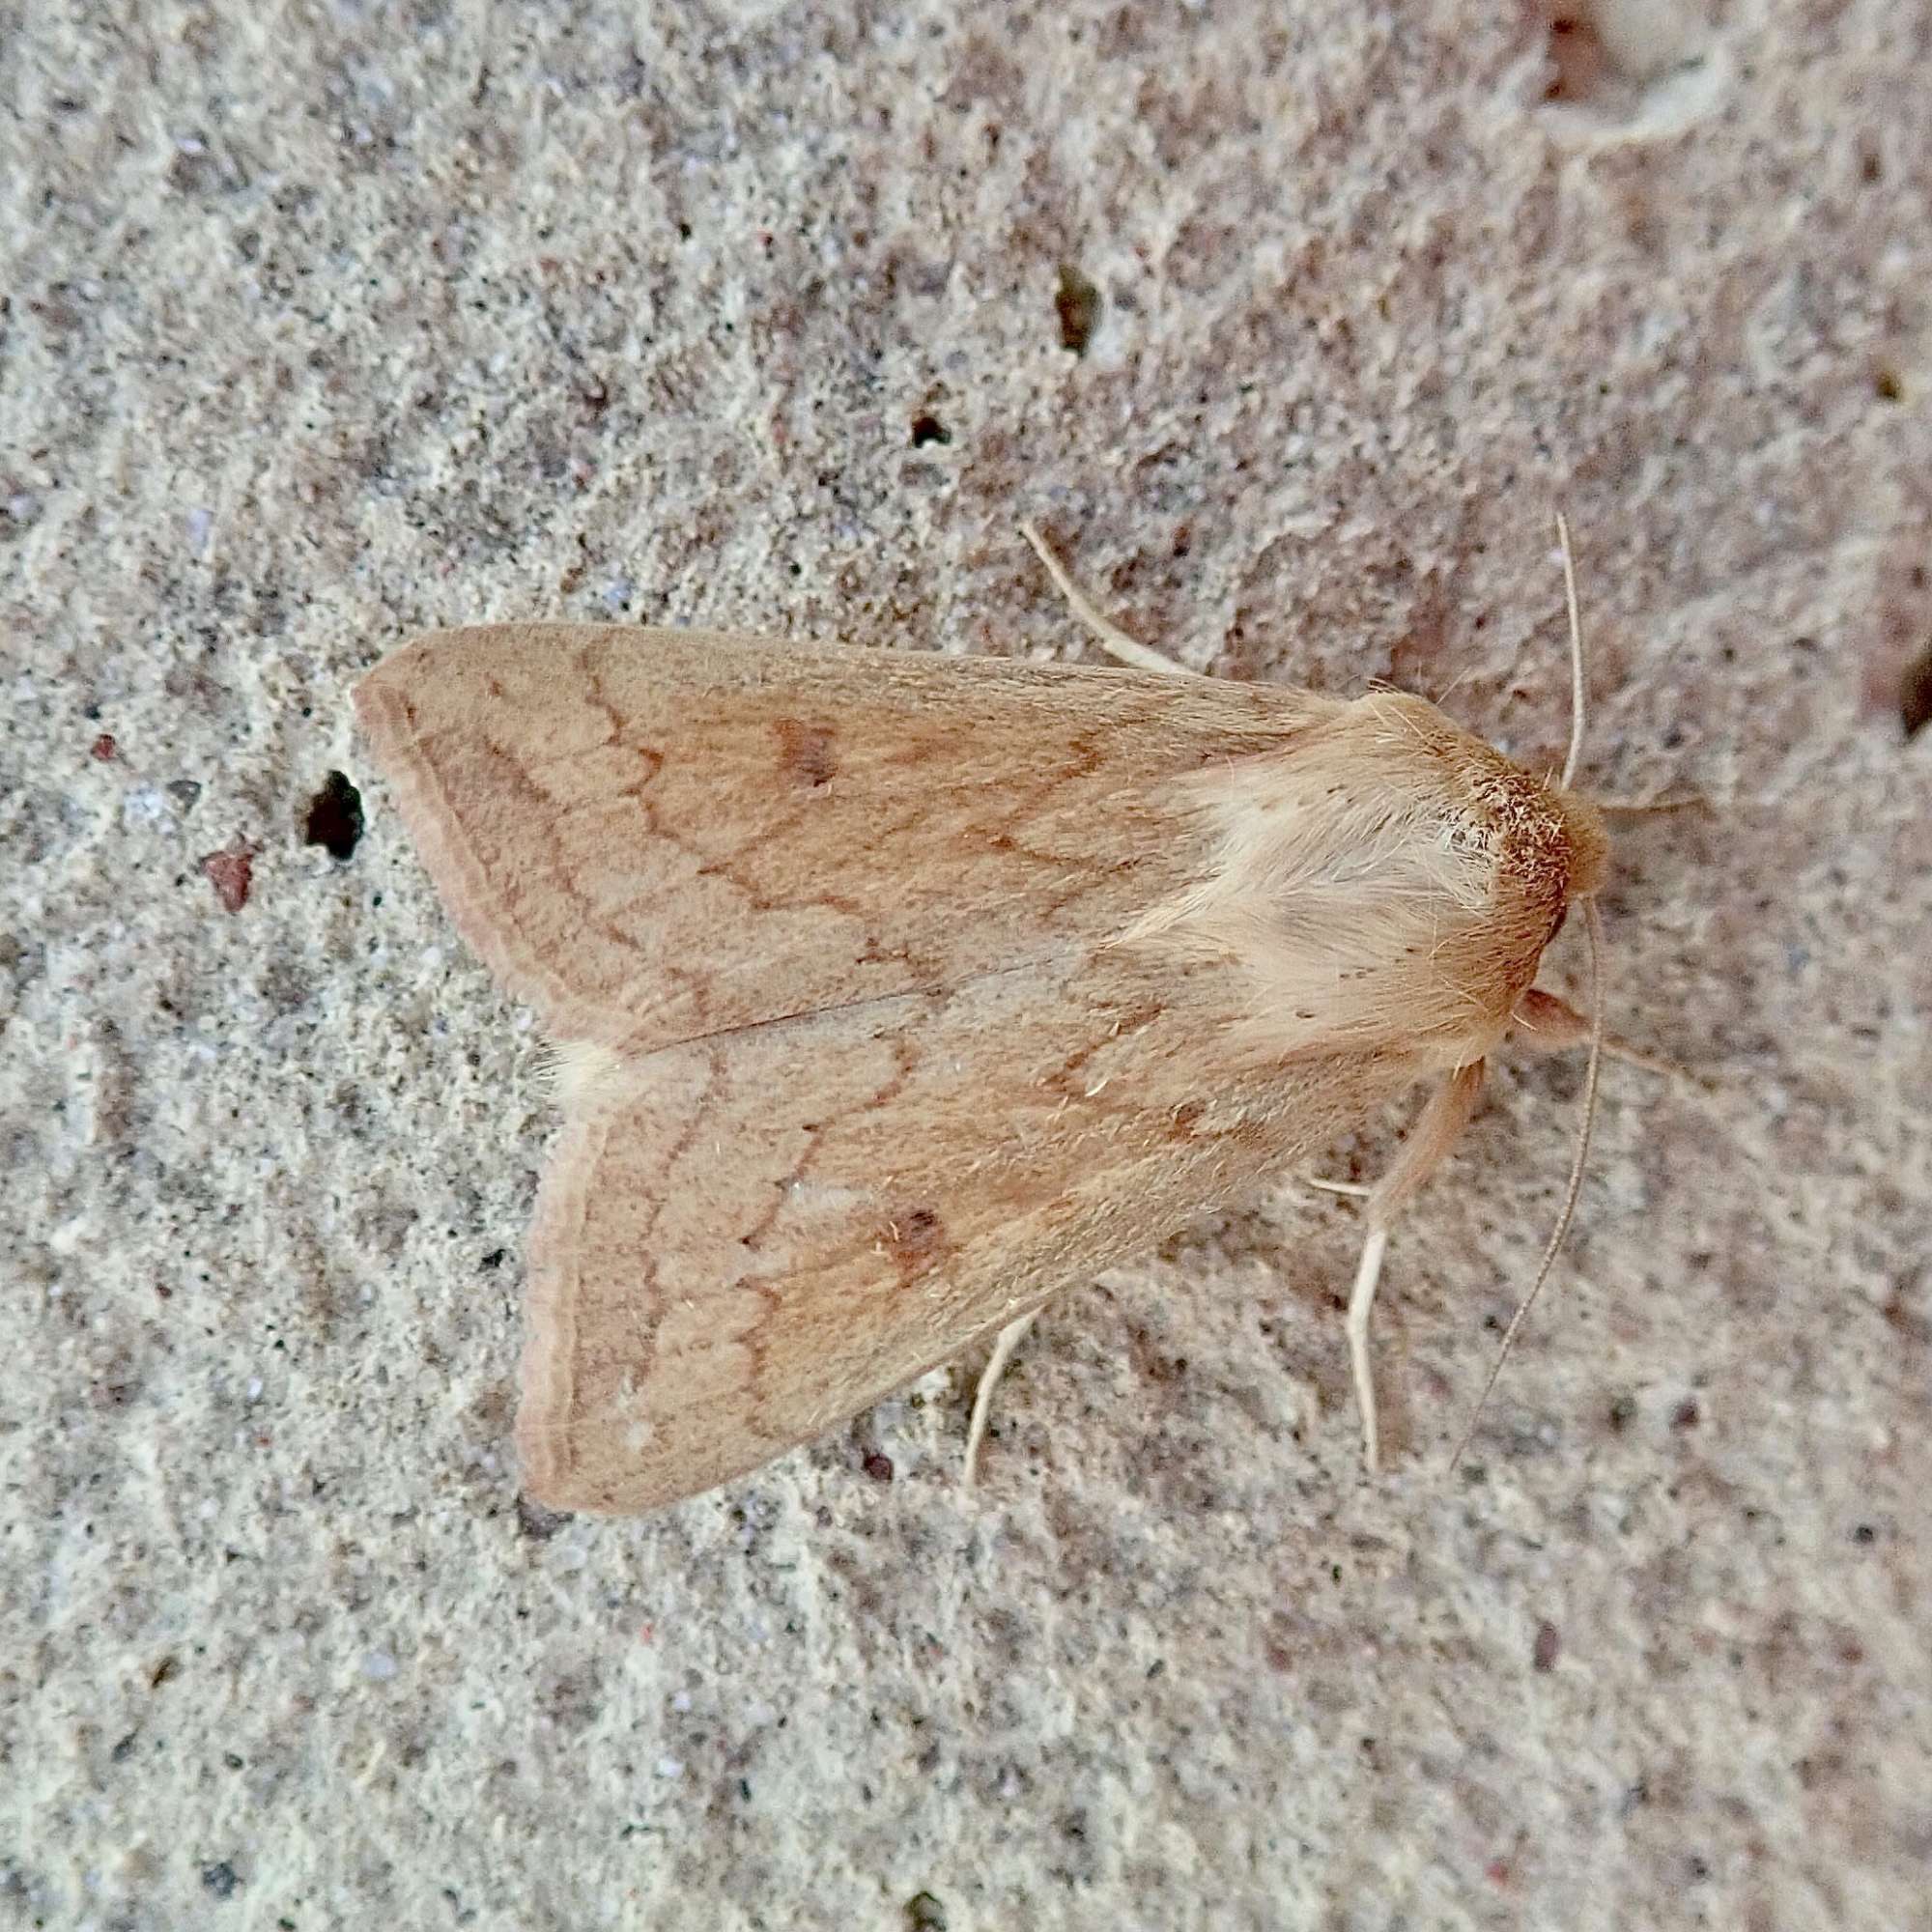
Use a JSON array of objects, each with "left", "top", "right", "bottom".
[
  {"left": 1549, "top": 784, "right": 1610, "bottom": 902},
  {"left": 1367, "top": 694, "right": 1613, "bottom": 1064}
]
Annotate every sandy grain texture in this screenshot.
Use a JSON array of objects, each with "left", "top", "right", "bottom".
[{"left": 5, "top": 2, "right": 1928, "bottom": 1927}]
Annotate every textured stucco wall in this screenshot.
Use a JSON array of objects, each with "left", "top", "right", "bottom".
[{"left": 5, "top": 3, "right": 1928, "bottom": 1927}]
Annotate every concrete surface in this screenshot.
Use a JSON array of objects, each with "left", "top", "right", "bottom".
[{"left": 5, "top": 1, "right": 1928, "bottom": 1926}]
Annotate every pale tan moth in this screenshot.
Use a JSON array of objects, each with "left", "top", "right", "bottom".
[{"left": 355, "top": 524, "right": 1616, "bottom": 1515}]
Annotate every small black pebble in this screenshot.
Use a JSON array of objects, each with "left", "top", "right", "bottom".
[
  {"left": 1899, "top": 645, "right": 1932, "bottom": 740},
  {"left": 303, "top": 770, "right": 364, "bottom": 861},
  {"left": 1054, "top": 264, "right": 1101, "bottom": 355},
  {"left": 516, "top": 1494, "right": 569, "bottom": 1541}
]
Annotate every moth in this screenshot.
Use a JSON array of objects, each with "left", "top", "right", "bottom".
[{"left": 355, "top": 526, "right": 1612, "bottom": 1514}]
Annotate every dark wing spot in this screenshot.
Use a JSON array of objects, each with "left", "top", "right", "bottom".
[
  {"left": 775, "top": 719, "right": 839, "bottom": 787},
  {"left": 882, "top": 1205, "right": 946, "bottom": 1279}
]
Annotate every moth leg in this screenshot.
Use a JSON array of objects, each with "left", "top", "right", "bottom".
[
  {"left": 1511, "top": 989, "right": 1691, "bottom": 1080},
  {"left": 1510, "top": 986, "right": 1594, "bottom": 1050},
  {"left": 1345, "top": 1061, "right": 1486, "bottom": 1471},
  {"left": 1018, "top": 522, "right": 1199, "bottom": 677},
  {"left": 963, "top": 1311, "right": 1039, "bottom": 1486}
]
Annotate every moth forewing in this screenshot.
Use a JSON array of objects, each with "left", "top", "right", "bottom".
[
  {"left": 511, "top": 949, "right": 1426, "bottom": 1513},
  {"left": 355, "top": 626, "right": 1331, "bottom": 1053}
]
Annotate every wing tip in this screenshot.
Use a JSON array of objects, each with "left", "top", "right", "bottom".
[
  {"left": 512, "top": 1390, "right": 723, "bottom": 1518},
  {"left": 355, "top": 639, "right": 623, "bottom": 1038}
]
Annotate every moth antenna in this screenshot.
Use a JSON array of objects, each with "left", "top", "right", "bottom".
[
  {"left": 963, "top": 1311, "right": 1039, "bottom": 1486},
  {"left": 1450, "top": 896, "right": 1606, "bottom": 1470},
  {"left": 1590, "top": 791, "right": 1710, "bottom": 816},
  {"left": 1556, "top": 511, "right": 1587, "bottom": 789},
  {"left": 1019, "top": 523, "right": 1198, "bottom": 677}
]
